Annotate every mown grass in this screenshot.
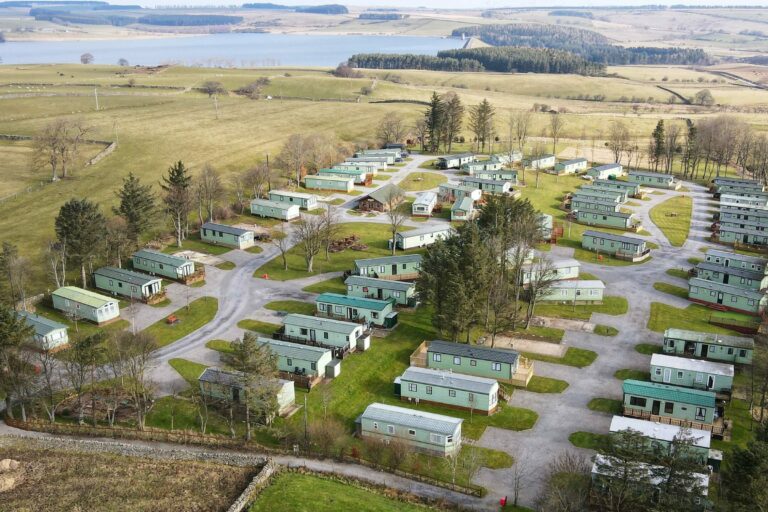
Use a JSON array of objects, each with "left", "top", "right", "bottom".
[
  {"left": 264, "top": 300, "right": 315, "bottom": 315},
  {"left": 534, "top": 295, "right": 628, "bottom": 321},
  {"left": 236, "top": 319, "right": 281, "bottom": 335},
  {"left": 665, "top": 268, "right": 689, "bottom": 280},
  {"left": 162, "top": 236, "right": 232, "bottom": 256},
  {"left": 526, "top": 376, "right": 569, "bottom": 393},
  {"left": 588, "top": 398, "right": 623, "bottom": 415},
  {"left": 215, "top": 261, "right": 236, "bottom": 270},
  {"left": 594, "top": 325, "right": 619, "bottom": 336},
  {"left": 142, "top": 297, "right": 218, "bottom": 348},
  {"left": 169, "top": 358, "right": 209, "bottom": 386},
  {"left": 647, "top": 302, "right": 746, "bottom": 334},
  {"left": 302, "top": 276, "right": 347, "bottom": 294},
  {"left": 522, "top": 347, "right": 597, "bottom": 368},
  {"left": 569, "top": 431, "right": 610, "bottom": 450},
  {"left": 33, "top": 303, "right": 129, "bottom": 341},
  {"left": 614, "top": 369, "right": 650, "bottom": 381},
  {"left": 653, "top": 281, "right": 689, "bottom": 299},
  {"left": 635, "top": 343, "right": 663, "bottom": 355},
  {"left": 649, "top": 195, "right": 692, "bottom": 247},
  {"left": 397, "top": 171, "right": 447, "bottom": 192}
]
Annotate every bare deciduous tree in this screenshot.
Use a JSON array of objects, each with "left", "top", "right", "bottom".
[
  {"left": 376, "top": 112, "right": 407, "bottom": 146},
  {"left": 32, "top": 118, "right": 90, "bottom": 181},
  {"left": 293, "top": 213, "right": 326, "bottom": 272},
  {"left": 510, "top": 109, "right": 532, "bottom": 154},
  {"left": 278, "top": 134, "right": 309, "bottom": 186},
  {"left": 243, "top": 163, "right": 271, "bottom": 199},
  {"left": 607, "top": 121, "right": 630, "bottom": 165},
  {"left": 413, "top": 118, "right": 428, "bottom": 152},
  {"left": 196, "top": 164, "right": 224, "bottom": 223},
  {"left": 200, "top": 80, "right": 225, "bottom": 97},
  {"left": 269, "top": 223, "right": 291, "bottom": 271},
  {"left": 320, "top": 204, "right": 341, "bottom": 262},
  {"left": 43, "top": 240, "right": 67, "bottom": 288},
  {"left": 524, "top": 257, "right": 558, "bottom": 328},
  {"left": 104, "top": 216, "right": 132, "bottom": 268},
  {"left": 549, "top": 112, "right": 566, "bottom": 156},
  {"left": 112, "top": 330, "right": 158, "bottom": 430}
]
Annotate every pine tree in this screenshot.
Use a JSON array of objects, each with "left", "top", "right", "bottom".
[
  {"left": 54, "top": 198, "right": 106, "bottom": 288},
  {"left": 424, "top": 92, "right": 443, "bottom": 153},
  {"left": 441, "top": 92, "right": 464, "bottom": 153},
  {"left": 469, "top": 99, "right": 495, "bottom": 152},
  {"left": 651, "top": 120, "right": 666, "bottom": 172},
  {"left": 0, "top": 303, "right": 34, "bottom": 419},
  {"left": 114, "top": 172, "right": 155, "bottom": 243},
  {"left": 161, "top": 161, "right": 193, "bottom": 247}
]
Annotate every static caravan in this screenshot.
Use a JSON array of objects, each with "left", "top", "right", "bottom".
[
  {"left": 719, "top": 194, "right": 768, "bottom": 208},
  {"left": 587, "top": 164, "right": 623, "bottom": 180},
  {"left": 198, "top": 367, "right": 295, "bottom": 417},
  {"left": 412, "top": 191, "right": 438, "bottom": 217},
  {"left": 268, "top": 190, "right": 319, "bottom": 210},
  {"left": 316, "top": 293, "right": 397, "bottom": 328},
  {"left": 581, "top": 230, "right": 649, "bottom": 261},
  {"left": 703, "top": 248, "right": 766, "bottom": 273},
  {"left": 539, "top": 279, "right": 605, "bottom": 304},
  {"left": 345, "top": 275, "right": 416, "bottom": 306},
  {"left": 461, "top": 177, "right": 512, "bottom": 195},
  {"left": 332, "top": 163, "right": 379, "bottom": 177},
  {"left": 250, "top": 198, "right": 300, "bottom": 221},
  {"left": 650, "top": 354, "right": 734, "bottom": 394},
  {"left": 718, "top": 225, "right": 768, "bottom": 246},
  {"left": 473, "top": 169, "right": 518, "bottom": 184},
  {"left": 579, "top": 185, "right": 628, "bottom": 203},
  {"left": 592, "top": 177, "right": 639, "bottom": 196},
  {"left": 520, "top": 258, "right": 580, "bottom": 285},
  {"left": 201, "top": 222, "right": 255, "bottom": 249},
  {"left": 422, "top": 339, "right": 528, "bottom": 384},
  {"left": 438, "top": 182, "right": 482, "bottom": 203},
  {"left": 571, "top": 196, "right": 621, "bottom": 214},
  {"left": 318, "top": 168, "right": 370, "bottom": 185},
  {"left": 572, "top": 189, "right": 622, "bottom": 205},
  {"left": 525, "top": 154, "right": 556, "bottom": 170},
  {"left": 718, "top": 216, "right": 768, "bottom": 232},
  {"left": 346, "top": 156, "right": 389, "bottom": 166},
  {"left": 281, "top": 313, "right": 370, "bottom": 352},
  {"left": 354, "top": 254, "right": 422, "bottom": 281},
  {"left": 718, "top": 205, "right": 768, "bottom": 225},
  {"left": 712, "top": 176, "right": 760, "bottom": 188},
  {"left": 94, "top": 266, "right": 164, "bottom": 303},
  {"left": 303, "top": 174, "right": 355, "bottom": 193},
  {"left": 18, "top": 311, "right": 68, "bottom": 351},
  {"left": 553, "top": 158, "right": 588, "bottom": 175},
  {"left": 451, "top": 197, "right": 476, "bottom": 221},
  {"left": 393, "top": 225, "right": 453, "bottom": 250},
  {"left": 437, "top": 153, "right": 475, "bottom": 169},
  {"left": 396, "top": 366, "right": 500, "bottom": 415},
  {"left": 52, "top": 286, "right": 120, "bottom": 325},
  {"left": 491, "top": 151, "right": 522, "bottom": 165},
  {"left": 622, "top": 380, "right": 721, "bottom": 434},
  {"left": 663, "top": 328, "right": 754, "bottom": 365},
  {"left": 355, "top": 150, "right": 397, "bottom": 164},
  {"left": 462, "top": 159, "right": 502, "bottom": 174},
  {"left": 628, "top": 170, "right": 681, "bottom": 190},
  {"left": 540, "top": 213, "right": 554, "bottom": 241},
  {"left": 260, "top": 337, "right": 334, "bottom": 379},
  {"left": 714, "top": 183, "right": 766, "bottom": 197},
  {"left": 688, "top": 277, "right": 767, "bottom": 316},
  {"left": 609, "top": 416, "right": 711, "bottom": 466},
  {"left": 132, "top": 249, "right": 196, "bottom": 281},
  {"left": 356, "top": 403, "right": 462, "bottom": 457},
  {"left": 694, "top": 262, "right": 768, "bottom": 291},
  {"left": 576, "top": 209, "right": 637, "bottom": 230}
]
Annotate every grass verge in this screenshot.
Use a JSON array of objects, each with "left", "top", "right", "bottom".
[
  {"left": 264, "top": 300, "right": 315, "bottom": 315},
  {"left": 569, "top": 431, "right": 610, "bottom": 450},
  {"left": 588, "top": 398, "right": 623, "bottom": 415},
  {"left": 526, "top": 376, "right": 569, "bottom": 393},
  {"left": 653, "top": 281, "right": 688, "bottom": 299},
  {"left": 614, "top": 369, "right": 650, "bottom": 381},
  {"left": 142, "top": 297, "right": 218, "bottom": 348},
  {"left": 649, "top": 195, "right": 692, "bottom": 247},
  {"left": 522, "top": 347, "right": 597, "bottom": 368}
]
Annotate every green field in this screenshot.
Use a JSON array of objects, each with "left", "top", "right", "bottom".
[{"left": 649, "top": 195, "right": 693, "bottom": 247}]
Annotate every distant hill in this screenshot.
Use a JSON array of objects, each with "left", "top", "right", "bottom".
[{"left": 241, "top": 3, "right": 347, "bottom": 14}]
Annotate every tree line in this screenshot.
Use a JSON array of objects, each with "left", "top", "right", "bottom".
[
  {"left": 347, "top": 53, "right": 483, "bottom": 72},
  {"left": 452, "top": 24, "right": 711, "bottom": 66}
]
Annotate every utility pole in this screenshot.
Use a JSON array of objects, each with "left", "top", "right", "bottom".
[
  {"left": 94, "top": 87, "right": 100, "bottom": 111},
  {"left": 303, "top": 394, "right": 308, "bottom": 448},
  {"left": 266, "top": 153, "right": 272, "bottom": 192},
  {"left": 213, "top": 95, "right": 219, "bottom": 119}
]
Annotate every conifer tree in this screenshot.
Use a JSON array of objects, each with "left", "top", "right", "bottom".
[
  {"left": 161, "top": 161, "right": 193, "bottom": 248},
  {"left": 424, "top": 92, "right": 443, "bottom": 153},
  {"left": 114, "top": 172, "right": 155, "bottom": 242},
  {"left": 55, "top": 198, "right": 106, "bottom": 288}
]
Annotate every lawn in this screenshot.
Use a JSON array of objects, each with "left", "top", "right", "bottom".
[
  {"left": 588, "top": 398, "right": 623, "bottom": 415},
  {"left": 614, "top": 369, "right": 650, "bottom": 381},
  {"left": 397, "top": 171, "right": 447, "bottom": 192},
  {"left": 635, "top": 343, "right": 663, "bottom": 355},
  {"left": 647, "top": 302, "right": 745, "bottom": 334},
  {"left": 418, "top": 159, "right": 438, "bottom": 169},
  {"left": 142, "top": 297, "right": 218, "bottom": 348},
  {"left": 249, "top": 472, "right": 439, "bottom": 512},
  {"left": 302, "top": 276, "right": 347, "bottom": 294},
  {"left": 559, "top": 238, "right": 652, "bottom": 267},
  {"left": 206, "top": 339, "right": 234, "bottom": 354},
  {"left": 526, "top": 376, "right": 569, "bottom": 393},
  {"left": 665, "top": 268, "right": 689, "bottom": 280},
  {"left": 264, "top": 300, "right": 315, "bottom": 315},
  {"left": 712, "top": 398, "right": 754, "bottom": 452},
  {"left": 534, "top": 296, "right": 628, "bottom": 321},
  {"left": 522, "top": 347, "right": 597, "bottom": 368},
  {"left": 594, "top": 325, "right": 619, "bottom": 336},
  {"left": 236, "top": 319, "right": 281, "bottom": 335},
  {"left": 569, "top": 431, "right": 610, "bottom": 450},
  {"left": 687, "top": 257, "right": 702, "bottom": 265},
  {"left": 649, "top": 195, "right": 692, "bottom": 247},
  {"left": 253, "top": 223, "right": 420, "bottom": 280},
  {"left": 215, "top": 261, "right": 236, "bottom": 270},
  {"left": 162, "top": 236, "right": 232, "bottom": 256},
  {"left": 246, "top": 245, "right": 264, "bottom": 254},
  {"left": 169, "top": 358, "right": 209, "bottom": 386},
  {"left": 653, "top": 281, "right": 688, "bottom": 299}
]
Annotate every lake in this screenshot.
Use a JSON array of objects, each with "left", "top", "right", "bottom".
[{"left": 0, "top": 33, "right": 463, "bottom": 67}]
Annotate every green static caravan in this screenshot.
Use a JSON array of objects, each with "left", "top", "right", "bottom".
[
  {"left": 718, "top": 206, "right": 768, "bottom": 227},
  {"left": 581, "top": 230, "right": 650, "bottom": 261},
  {"left": 331, "top": 163, "right": 379, "bottom": 177},
  {"left": 259, "top": 337, "right": 335, "bottom": 379},
  {"left": 132, "top": 249, "right": 196, "bottom": 281},
  {"left": 717, "top": 225, "right": 768, "bottom": 246},
  {"left": 356, "top": 402, "right": 462, "bottom": 457},
  {"left": 663, "top": 328, "right": 754, "bottom": 365},
  {"left": 628, "top": 170, "right": 681, "bottom": 190},
  {"left": 17, "top": 311, "right": 68, "bottom": 351},
  {"left": 201, "top": 222, "right": 255, "bottom": 249},
  {"left": 539, "top": 279, "right": 605, "bottom": 304},
  {"left": 438, "top": 182, "right": 482, "bottom": 203},
  {"left": 52, "top": 286, "right": 120, "bottom": 325},
  {"left": 473, "top": 169, "right": 518, "bottom": 184},
  {"left": 198, "top": 367, "right": 295, "bottom": 417},
  {"left": 93, "top": 266, "right": 164, "bottom": 303},
  {"left": 703, "top": 248, "right": 767, "bottom": 273},
  {"left": 345, "top": 275, "right": 416, "bottom": 306},
  {"left": 303, "top": 174, "right": 355, "bottom": 193},
  {"left": 722, "top": 189, "right": 768, "bottom": 202},
  {"left": 412, "top": 191, "right": 438, "bottom": 217},
  {"left": 395, "top": 366, "right": 500, "bottom": 415},
  {"left": 687, "top": 277, "right": 767, "bottom": 316},
  {"left": 650, "top": 354, "right": 734, "bottom": 394},
  {"left": 714, "top": 183, "right": 766, "bottom": 197},
  {"left": 712, "top": 176, "right": 760, "bottom": 188},
  {"left": 579, "top": 185, "right": 628, "bottom": 203},
  {"left": 609, "top": 416, "right": 712, "bottom": 466},
  {"left": 520, "top": 258, "right": 580, "bottom": 285},
  {"left": 592, "top": 178, "right": 640, "bottom": 197},
  {"left": 719, "top": 193, "right": 768, "bottom": 207},
  {"left": 318, "top": 168, "right": 371, "bottom": 185},
  {"left": 281, "top": 313, "right": 371, "bottom": 352},
  {"left": 393, "top": 225, "right": 453, "bottom": 250},
  {"left": 422, "top": 339, "right": 527, "bottom": 384},
  {"left": 576, "top": 208, "right": 637, "bottom": 230},
  {"left": 355, "top": 150, "right": 397, "bottom": 164},
  {"left": 587, "top": 163, "right": 624, "bottom": 180},
  {"left": 268, "top": 190, "right": 319, "bottom": 210},
  {"left": 552, "top": 157, "right": 588, "bottom": 175},
  {"left": 622, "top": 380, "right": 721, "bottom": 434},
  {"left": 315, "top": 293, "right": 398, "bottom": 328},
  {"left": 572, "top": 189, "right": 622, "bottom": 205},
  {"left": 718, "top": 216, "right": 768, "bottom": 233},
  {"left": 437, "top": 153, "right": 475, "bottom": 169},
  {"left": 249, "top": 198, "right": 300, "bottom": 221},
  {"left": 451, "top": 196, "right": 476, "bottom": 221},
  {"left": 524, "top": 154, "right": 556, "bottom": 170},
  {"left": 570, "top": 196, "right": 621, "bottom": 214},
  {"left": 460, "top": 177, "right": 513, "bottom": 195},
  {"left": 461, "top": 159, "right": 502, "bottom": 174},
  {"left": 694, "top": 261, "right": 768, "bottom": 291},
  {"left": 345, "top": 156, "right": 389, "bottom": 166},
  {"left": 354, "top": 253, "right": 422, "bottom": 281}
]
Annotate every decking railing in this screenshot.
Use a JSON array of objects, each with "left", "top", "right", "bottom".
[
  {"left": 410, "top": 341, "right": 428, "bottom": 368},
  {"left": 623, "top": 406, "right": 725, "bottom": 436}
]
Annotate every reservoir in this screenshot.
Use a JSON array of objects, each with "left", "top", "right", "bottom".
[{"left": 0, "top": 33, "right": 463, "bottom": 67}]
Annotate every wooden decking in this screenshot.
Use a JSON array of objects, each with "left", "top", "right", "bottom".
[
  {"left": 623, "top": 406, "right": 727, "bottom": 437},
  {"left": 410, "top": 341, "right": 428, "bottom": 368}
]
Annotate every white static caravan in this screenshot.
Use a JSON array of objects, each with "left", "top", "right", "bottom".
[{"left": 393, "top": 225, "right": 453, "bottom": 250}]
